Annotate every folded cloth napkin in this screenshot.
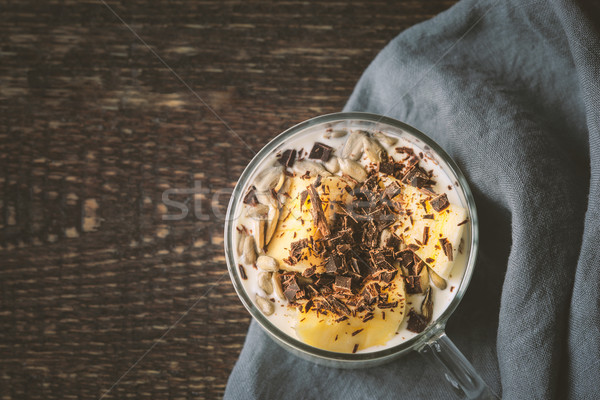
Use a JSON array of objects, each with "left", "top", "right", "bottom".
[{"left": 224, "top": 0, "right": 600, "bottom": 398}]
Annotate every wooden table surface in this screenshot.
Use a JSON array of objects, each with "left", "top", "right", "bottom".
[{"left": 0, "top": 1, "right": 458, "bottom": 398}]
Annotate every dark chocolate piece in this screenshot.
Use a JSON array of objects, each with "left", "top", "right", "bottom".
[
  {"left": 379, "top": 269, "right": 397, "bottom": 283},
  {"left": 308, "top": 142, "right": 333, "bottom": 162},
  {"left": 406, "top": 309, "right": 429, "bottom": 333},
  {"left": 352, "top": 329, "right": 364, "bottom": 336},
  {"left": 383, "top": 181, "right": 402, "bottom": 199},
  {"left": 423, "top": 226, "right": 429, "bottom": 245},
  {"left": 430, "top": 193, "right": 450, "bottom": 212},
  {"left": 283, "top": 277, "right": 300, "bottom": 302},
  {"left": 405, "top": 275, "right": 424, "bottom": 294},
  {"left": 325, "top": 254, "right": 342, "bottom": 273},
  {"left": 401, "top": 165, "right": 430, "bottom": 188},
  {"left": 278, "top": 149, "right": 297, "bottom": 168},
  {"left": 334, "top": 275, "right": 352, "bottom": 292},
  {"left": 378, "top": 161, "right": 395, "bottom": 175},
  {"left": 423, "top": 213, "right": 434, "bottom": 219},
  {"left": 242, "top": 186, "right": 259, "bottom": 206}
]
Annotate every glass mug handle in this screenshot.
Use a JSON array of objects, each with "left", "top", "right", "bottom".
[{"left": 417, "top": 330, "right": 500, "bottom": 399}]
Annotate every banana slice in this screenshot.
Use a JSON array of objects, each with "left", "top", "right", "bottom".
[
  {"left": 266, "top": 175, "right": 355, "bottom": 273},
  {"left": 389, "top": 179, "right": 467, "bottom": 279},
  {"left": 295, "top": 274, "right": 406, "bottom": 353}
]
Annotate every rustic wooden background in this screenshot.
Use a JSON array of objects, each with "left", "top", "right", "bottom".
[{"left": 0, "top": 1, "right": 458, "bottom": 398}]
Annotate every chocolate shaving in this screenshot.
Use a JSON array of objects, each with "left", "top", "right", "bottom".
[
  {"left": 423, "top": 213, "right": 434, "bottom": 219},
  {"left": 362, "top": 313, "right": 374, "bottom": 322},
  {"left": 308, "top": 142, "right": 333, "bottom": 162},
  {"left": 278, "top": 149, "right": 297, "bottom": 168},
  {"left": 326, "top": 295, "right": 351, "bottom": 316},
  {"left": 457, "top": 219, "right": 468, "bottom": 226},
  {"left": 299, "top": 190, "right": 308, "bottom": 211},
  {"left": 422, "top": 226, "right": 430, "bottom": 245},
  {"left": 352, "top": 344, "right": 359, "bottom": 353},
  {"left": 439, "top": 238, "right": 453, "bottom": 261},
  {"left": 430, "top": 193, "right": 450, "bottom": 212},
  {"left": 445, "top": 241, "right": 454, "bottom": 261},
  {"left": 352, "top": 329, "right": 364, "bottom": 336},
  {"left": 287, "top": 239, "right": 309, "bottom": 265},
  {"left": 407, "top": 243, "right": 420, "bottom": 252},
  {"left": 378, "top": 300, "right": 398, "bottom": 309},
  {"left": 308, "top": 184, "right": 330, "bottom": 236},
  {"left": 314, "top": 174, "right": 322, "bottom": 187},
  {"left": 238, "top": 264, "right": 247, "bottom": 280},
  {"left": 304, "top": 299, "right": 314, "bottom": 312}
]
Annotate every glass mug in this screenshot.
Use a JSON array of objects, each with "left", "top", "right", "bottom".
[{"left": 225, "top": 113, "right": 499, "bottom": 399}]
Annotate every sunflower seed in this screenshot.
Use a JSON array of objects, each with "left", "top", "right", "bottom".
[
  {"left": 256, "top": 255, "right": 278, "bottom": 271},
  {"left": 236, "top": 229, "right": 246, "bottom": 257},
  {"left": 373, "top": 131, "right": 398, "bottom": 146},
  {"left": 245, "top": 204, "right": 269, "bottom": 219},
  {"left": 293, "top": 160, "right": 332, "bottom": 177},
  {"left": 428, "top": 266, "right": 447, "bottom": 290},
  {"left": 341, "top": 131, "right": 367, "bottom": 160},
  {"left": 276, "top": 176, "right": 292, "bottom": 205},
  {"left": 255, "top": 165, "right": 284, "bottom": 192},
  {"left": 255, "top": 295, "right": 275, "bottom": 315},
  {"left": 331, "top": 129, "right": 348, "bottom": 138},
  {"left": 279, "top": 205, "right": 291, "bottom": 223},
  {"left": 339, "top": 158, "right": 367, "bottom": 182},
  {"left": 265, "top": 206, "right": 279, "bottom": 246},
  {"left": 363, "top": 136, "right": 387, "bottom": 163},
  {"left": 419, "top": 262, "right": 430, "bottom": 293},
  {"left": 242, "top": 235, "right": 257, "bottom": 265},
  {"left": 273, "top": 271, "right": 285, "bottom": 300},
  {"left": 257, "top": 191, "right": 279, "bottom": 208},
  {"left": 421, "top": 287, "right": 434, "bottom": 322},
  {"left": 324, "top": 155, "right": 340, "bottom": 174},
  {"left": 258, "top": 272, "right": 273, "bottom": 294},
  {"left": 253, "top": 218, "right": 265, "bottom": 252}
]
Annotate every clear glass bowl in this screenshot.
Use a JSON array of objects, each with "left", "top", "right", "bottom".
[{"left": 225, "top": 113, "right": 496, "bottom": 398}]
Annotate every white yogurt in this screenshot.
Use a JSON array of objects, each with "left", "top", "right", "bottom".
[{"left": 232, "top": 127, "right": 470, "bottom": 353}]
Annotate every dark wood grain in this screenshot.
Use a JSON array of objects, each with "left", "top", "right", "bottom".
[{"left": 0, "top": 1, "right": 458, "bottom": 398}]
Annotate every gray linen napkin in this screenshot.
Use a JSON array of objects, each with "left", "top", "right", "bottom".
[{"left": 224, "top": 0, "right": 600, "bottom": 398}]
